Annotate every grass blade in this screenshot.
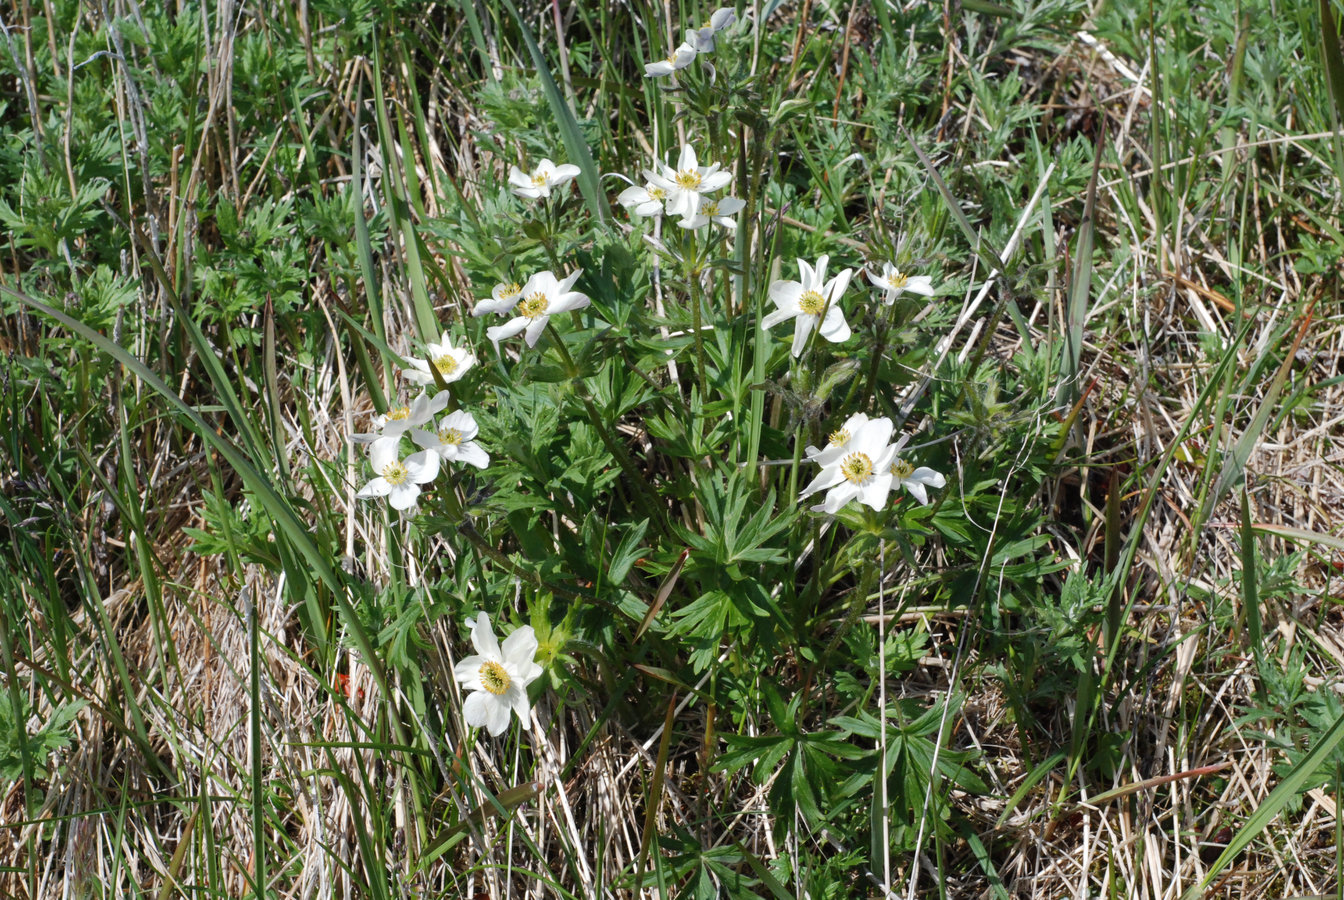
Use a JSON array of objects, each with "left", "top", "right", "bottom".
[
  {"left": 1179, "top": 709, "right": 1344, "bottom": 900},
  {"left": 501, "top": 0, "right": 610, "bottom": 223}
]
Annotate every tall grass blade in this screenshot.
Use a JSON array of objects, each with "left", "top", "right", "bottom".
[
  {"left": 1062, "top": 124, "right": 1104, "bottom": 405},
  {"left": 1178, "top": 708, "right": 1344, "bottom": 899},
  {"left": 501, "top": 0, "right": 609, "bottom": 223}
]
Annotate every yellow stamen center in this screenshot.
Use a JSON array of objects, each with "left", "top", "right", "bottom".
[
  {"left": 702, "top": 200, "right": 720, "bottom": 216},
  {"left": 649, "top": 186, "right": 667, "bottom": 200},
  {"left": 386, "top": 405, "right": 411, "bottom": 421},
  {"left": 479, "top": 660, "right": 511, "bottom": 695},
  {"left": 664, "top": 51, "right": 678, "bottom": 64},
  {"left": 432, "top": 354, "right": 459, "bottom": 376},
  {"left": 890, "top": 459, "right": 914, "bottom": 480},
  {"left": 500, "top": 282, "right": 522, "bottom": 299},
  {"left": 382, "top": 460, "right": 409, "bottom": 486},
  {"left": 531, "top": 172, "right": 548, "bottom": 186},
  {"left": 438, "top": 427, "right": 464, "bottom": 447},
  {"left": 518, "top": 291, "right": 550, "bottom": 318},
  {"left": 828, "top": 428, "right": 850, "bottom": 446},
  {"left": 888, "top": 271, "right": 910, "bottom": 289},
  {"left": 674, "top": 170, "right": 702, "bottom": 190},
  {"left": 840, "top": 452, "right": 873, "bottom": 485},
  {"left": 798, "top": 290, "right": 827, "bottom": 316}
]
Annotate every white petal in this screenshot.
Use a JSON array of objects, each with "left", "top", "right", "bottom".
[
  {"left": 852, "top": 418, "right": 895, "bottom": 457},
  {"left": 790, "top": 315, "right": 816, "bottom": 358},
  {"left": 768, "top": 280, "right": 803, "bottom": 308},
  {"left": 859, "top": 473, "right": 895, "bottom": 510},
  {"left": 509, "top": 686, "right": 533, "bottom": 724},
  {"left": 524, "top": 316, "right": 550, "bottom": 346},
  {"left": 905, "top": 275, "right": 936, "bottom": 296},
  {"left": 507, "top": 166, "right": 530, "bottom": 189},
  {"left": 462, "top": 691, "right": 500, "bottom": 733},
  {"left": 677, "top": 144, "right": 697, "bottom": 171},
  {"left": 405, "top": 450, "right": 440, "bottom": 484},
  {"left": 387, "top": 483, "right": 421, "bottom": 510},
  {"left": 761, "top": 307, "right": 795, "bottom": 330},
  {"left": 487, "top": 317, "right": 530, "bottom": 344},
  {"left": 904, "top": 480, "right": 930, "bottom": 506},
  {"left": 368, "top": 436, "right": 400, "bottom": 471},
  {"left": 909, "top": 467, "right": 946, "bottom": 488},
  {"left": 470, "top": 612, "right": 502, "bottom": 660},
  {"left": 817, "top": 305, "right": 850, "bottom": 343},
  {"left": 552, "top": 164, "right": 580, "bottom": 183},
  {"left": 822, "top": 482, "right": 860, "bottom": 513},
  {"left": 501, "top": 625, "right": 539, "bottom": 669},
  {"left": 699, "top": 170, "right": 732, "bottom": 193},
  {"left": 799, "top": 464, "right": 845, "bottom": 499},
  {"left": 484, "top": 693, "right": 512, "bottom": 735},
  {"left": 356, "top": 477, "right": 392, "bottom": 499},
  {"left": 456, "top": 442, "right": 490, "bottom": 469},
  {"left": 453, "top": 656, "right": 485, "bottom": 689}
]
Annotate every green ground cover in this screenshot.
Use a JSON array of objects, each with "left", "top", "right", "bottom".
[{"left": 3, "top": 0, "right": 1344, "bottom": 896}]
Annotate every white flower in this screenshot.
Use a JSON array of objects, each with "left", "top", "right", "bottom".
[
  {"left": 485, "top": 269, "right": 590, "bottom": 349},
  {"left": 508, "top": 158, "right": 581, "bottom": 200},
  {"left": 868, "top": 262, "right": 935, "bottom": 305},
  {"left": 889, "top": 456, "right": 946, "bottom": 506},
  {"left": 453, "top": 613, "right": 544, "bottom": 736},
  {"left": 800, "top": 416, "right": 898, "bottom": 513},
  {"left": 411, "top": 409, "right": 489, "bottom": 469},
  {"left": 804, "top": 412, "right": 872, "bottom": 467},
  {"left": 352, "top": 390, "right": 451, "bottom": 443},
  {"left": 473, "top": 280, "right": 525, "bottom": 317},
  {"left": 687, "top": 8, "right": 737, "bottom": 52},
  {"left": 355, "top": 436, "right": 441, "bottom": 510},
  {"left": 617, "top": 180, "right": 669, "bottom": 218},
  {"left": 676, "top": 194, "right": 745, "bottom": 230},
  {"left": 762, "top": 255, "right": 855, "bottom": 357},
  {"left": 644, "top": 144, "right": 732, "bottom": 220},
  {"left": 644, "top": 42, "right": 697, "bottom": 77},
  {"left": 402, "top": 332, "right": 476, "bottom": 386}
]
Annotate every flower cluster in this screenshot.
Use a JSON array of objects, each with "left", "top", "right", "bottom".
[
  {"left": 800, "top": 414, "right": 946, "bottom": 514},
  {"left": 644, "top": 7, "right": 737, "bottom": 78},
  {"left": 618, "top": 143, "right": 744, "bottom": 231},
  {"left": 353, "top": 341, "right": 488, "bottom": 511},
  {"left": 473, "top": 269, "right": 591, "bottom": 349}
]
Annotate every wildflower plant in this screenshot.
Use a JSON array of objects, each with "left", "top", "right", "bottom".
[{"left": 11, "top": 0, "right": 1144, "bottom": 896}]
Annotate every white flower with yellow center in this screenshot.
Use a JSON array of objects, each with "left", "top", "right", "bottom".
[
  {"left": 644, "top": 42, "right": 698, "bottom": 77},
  {"left": 804, "top": 412, "right": 871, "bottom": 467},
  {"left": 676, "top": 194, "right": 745, "bottom": 230},
  {"left": 355, "top": 436, "right": 441, "bottom": 511},
  {"left": 352, "top": 390, "right": 451, "bottom": 443},
  {"left": 508, "top": 158, "right": 581, "bottom": 200},
  {"left": 402, "top": 331, "right": 476, "bottom": 386},
  {"left": 485, "top": 269, "right": 590, "bottom": 349},
  {"left": 644, "top": 144, "right": 732, "bottom": 220},
  {"left": 868, "top": 262, "right": 935, "bottom": 305},
  {"left": 411, "top": 409, "right": 489, "bottom": 469},
  {"left": 453, "top": 613, "right": 544, "bottom": 736},
  {"left": 800, "top": 416, "right": 899, "bottom": 514},
  {"left": 473, "top": 280, "right": 525, "bottom": 318},
  {"left": 889, "top": 456, "right": 946, "bottom": 506},
  {"left": 762, "top": 255, "right": 855, "bottom": 357},
  {"left": 687, "top": 7, "right": 737, "bottom": 52},
  {"left": 617, "top": 180, "right": 670, "bottom": 218}
]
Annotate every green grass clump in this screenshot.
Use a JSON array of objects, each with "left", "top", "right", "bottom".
[{"left": 2, "top": 0, "right": 1343, "bottom": 897}]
